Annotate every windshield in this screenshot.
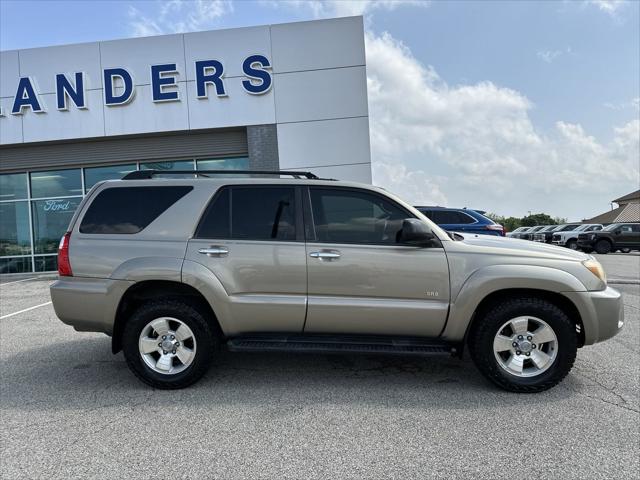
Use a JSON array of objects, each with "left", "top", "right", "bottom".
[
  {"left": 604, "top": 223, "right": 621, "bottom": 231},
  {"left": 575, "top": 224, "right": 594, "bottom": 232},
  {"left": 559, "top": 224, "right": 579, "bottom": 232}
]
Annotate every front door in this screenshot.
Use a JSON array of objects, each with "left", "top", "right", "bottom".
[
  {"left": 303, "top": 186, "right": 450, "bottom": 337},
  {"left": 185, "top": 185, "right": 307, "bottom": 334}
]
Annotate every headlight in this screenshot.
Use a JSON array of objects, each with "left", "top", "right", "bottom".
[{"left": 583, "top": 259, "right": 607, "bottom": 283}]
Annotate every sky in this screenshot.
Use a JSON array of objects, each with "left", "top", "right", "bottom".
[{"left": 1, "top": 0, "right": 638, "bottom": 221}]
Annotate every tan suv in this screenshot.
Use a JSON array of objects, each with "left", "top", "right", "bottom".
[{"left": 50, "top": 170, "right": 623, "bottom": 392}]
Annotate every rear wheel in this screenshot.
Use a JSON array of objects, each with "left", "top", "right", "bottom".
[
  {"left": 468, "top": 297, "right": 577, "bottom": 392},
  {"left": 122, "top": 299, "right": 217, "bottom": 389},
  {"left": 566, "top": 239, "right": 578, "bottom": 250},
  {"left": 595, "top": 239, "right": 612, "bottom": 254},
  {"left": 619, "top": 248, "right": 631, "bottom": 254}
]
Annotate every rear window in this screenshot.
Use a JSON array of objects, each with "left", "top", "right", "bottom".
[
  {"left": 429, "top": 210, "right": 476, "bottom": 224},
  {"left": 79, "top": 186, "right": 192, "bottom": 234}
]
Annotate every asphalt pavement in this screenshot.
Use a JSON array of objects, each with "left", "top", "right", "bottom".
[{"left": 0, "top": 255, "right": 638, "bottom": 479}]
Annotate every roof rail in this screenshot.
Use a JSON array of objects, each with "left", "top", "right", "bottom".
[{"left": 122, "top": 169, "right": 320, "bottom": 180}]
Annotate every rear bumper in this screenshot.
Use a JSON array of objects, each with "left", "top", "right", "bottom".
[
  {"left": 562, "top": 287, "right": 624, "bottom": 345},
  {"left": 50, "top": 277, "right": 133, "bottom": 335}
]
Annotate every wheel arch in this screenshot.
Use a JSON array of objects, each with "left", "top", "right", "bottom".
[
  {"left": 112, "top": 280, "right": 223, "bottom": 353},
  {"left": 442, "top": 264, "right": 587, "bottom": 347},
  {"left": 463, "top": 288, "right": 585, "bottom": 348}
]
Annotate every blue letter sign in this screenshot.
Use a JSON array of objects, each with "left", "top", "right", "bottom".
[
  {"left": 104, "top": 68, "right": 134, "bottom": 106},
  {"left": 11, "top": 77, "right": 44, "bottom": 114},
  {"left": 56, "top": 72, "right": 86, "bottom": 110},
  {"left": 241, "top": 55, "right": 272, "bottom": 95},
  {"left": 195, "top": 60, "right": 226, "bottom": 98},
  {"left": 151, "top": 64, "right": 179, "bottom": 102}
]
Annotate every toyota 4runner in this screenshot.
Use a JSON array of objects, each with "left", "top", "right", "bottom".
[{"left": 50, "top": 170, "right": 624, "bottom": 392}]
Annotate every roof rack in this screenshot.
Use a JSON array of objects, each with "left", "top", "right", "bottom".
[{"left": 123, "top": 169, "right": 320, "bottom": 180}]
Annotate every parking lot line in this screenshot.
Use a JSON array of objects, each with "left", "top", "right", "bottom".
[
  {"left": 0, "top": 277, "right": 37, "bottom": 286},
  {"left": 0, "top": 301, "right": 52, "bottom": 320}
]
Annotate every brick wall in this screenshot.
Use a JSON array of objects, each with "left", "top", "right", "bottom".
[{"left": 247, "top": 124, "right": 279, "bottom": 171}]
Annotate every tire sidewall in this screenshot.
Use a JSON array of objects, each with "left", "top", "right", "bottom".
[
  {"left": 470, "top": 298, "right": 577, "bottom": 392},
  {"left": 122, "top": 300, "right": 216, "bottom": 388}
]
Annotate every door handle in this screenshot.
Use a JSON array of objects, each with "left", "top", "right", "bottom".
[
  {"left": 198, "top": 246, "right": 229, "bottom": 257},
  {"left": 309, "top": 250, "right": 341, "bottom": 260}
]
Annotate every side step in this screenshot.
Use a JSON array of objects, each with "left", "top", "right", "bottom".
[{"left": 226, "top": 334, "right": 457, "bottom": 356}]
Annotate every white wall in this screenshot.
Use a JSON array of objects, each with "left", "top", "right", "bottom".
[{"left": 0, "top": 17, "right": 371, "bottom": 183}]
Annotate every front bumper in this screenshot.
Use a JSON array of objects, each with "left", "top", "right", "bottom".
[
  {"left": 563, "top": 286, "right": 624, "bottom": 345},
  {"left": 50, "top": 276, "right": 133, "bottom": 335}
]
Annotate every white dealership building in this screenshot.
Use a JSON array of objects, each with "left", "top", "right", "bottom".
[{"left": 0, "top": 16, "right": 372, "bottom": 273}]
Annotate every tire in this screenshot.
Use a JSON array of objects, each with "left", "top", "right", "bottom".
[
  {"left": 566, "top": 239, "right": 578, "bottom": 250},
  {"left": 594, "top": 239, "right": 612, "bottom": 254},
  {"left": 468, "top": 297, "right": 577, "bottom": 393},
  {"left": 619, "top": 248, "right": 631, "bottom": 254},
  {"left": 122, "top": 299, "right": 217, "bottom": 389}
]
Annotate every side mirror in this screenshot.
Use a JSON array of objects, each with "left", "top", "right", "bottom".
[{"left": 398, "top": 218, "right": 437, "bottom": 246}]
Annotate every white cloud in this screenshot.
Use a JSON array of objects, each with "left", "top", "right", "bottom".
[
  {"left": 536, "top": 50, "right": 562, "bottom": 63},
  {"left": 366, "top": 31, "right": 639, "bottom": 217},
  {"left": 259, "top": 0, "right": 429, "bottom": 18},
  {"left": 604, "top": 97, "right": 640, "bottom": 110},
  {"left": 586, "top": 0, "right": 628, "bottom": 16},
  {"left": 128, "top": 0, "right": 233, "bottom": 37}
]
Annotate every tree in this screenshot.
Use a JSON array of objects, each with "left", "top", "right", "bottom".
[{"left": 485, "top": 212, "right": 568, "bottom": 232}]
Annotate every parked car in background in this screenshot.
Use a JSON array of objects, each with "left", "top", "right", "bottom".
[
  {"left": 414, "top": 206, "right": 505, "bottom": 236},
  {"left": 533, "top": 225, "right": 561, "bottom": 243},
  {"left": 521, "top": 225, "right": 547, "bottom": 241},
  {"left": 578, "top": 223, "right": 640, "bottom": 254},
  {"left": 552, "top": 224, "right": 602, "bottom": 250},
  {"left": 506, "top": 227, "right": 531, "bottom": 238}
]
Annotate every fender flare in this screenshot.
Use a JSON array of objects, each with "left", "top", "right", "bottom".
[{"left": 441, "top": 264, "right": 586, "bottom": 342}]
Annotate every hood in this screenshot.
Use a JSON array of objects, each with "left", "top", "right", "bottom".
[{"left": 454, "top": 232, "right": 589, "bottom": 261}]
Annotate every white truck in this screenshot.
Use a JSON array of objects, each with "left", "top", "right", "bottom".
[{"left": 552, "top": 224, "right": 603, "bottom": 250}]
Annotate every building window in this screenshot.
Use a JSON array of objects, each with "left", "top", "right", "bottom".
[
  {"left": 84, "top": 164, "right": 137, "bottom": 192},
  {"left": 0, "top": 173, "right": 28, "bottom": 201},
  {"left": 197, "top": 157, "right": 249, "bottom": 171},
  {"left": 30, "top": 169, "right": 83, "bottom": 198},
  {"left": 34, "top": 255, "right": 58, "bottom": 272},
  {"left": 32, "top": 198, "right": 82, "bottom": 254},
  {"left": 140, "top": 160, "right": 195, "bottom": 171},
  {"left": 0, "top": 256, "right": 32, "bottom": 274},
  {"left": 0, "top": 202, "right": 31, "bottom": 256}
]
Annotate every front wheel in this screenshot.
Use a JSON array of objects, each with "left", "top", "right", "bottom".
[
  {"left": 566, "top": 239, "right": 578, "bottom": 250},
  {"left": 122, "top": 299, "right": 217, "bottom": 389},
  {"left": 468, "top": 297, "right": 577, "bottom": 392},
  {"left": 595, "top": 239, "right": 612, "bottom": 254}
]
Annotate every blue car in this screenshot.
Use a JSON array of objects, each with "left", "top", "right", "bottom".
[{"left": 414, "top": 206, "right": 505, "bottom": 236}]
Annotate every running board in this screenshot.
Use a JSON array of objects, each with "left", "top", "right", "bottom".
[{"left": 226, "top": 334, "right": 457, "bottom": 356}]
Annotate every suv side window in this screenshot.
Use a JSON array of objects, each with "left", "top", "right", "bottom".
[
  {"left": 620, "top": 225, "right": 633, "bottom": 233},
  {"left": 429, "top": 210, "right": 475, "bottom": 224},
  {"left": 79, "top": 186, "right": 193, "bottom": 234},
  {"left": 196, "top": 186, "right": 297, "bottom": 241},
  {"left": 309, "top": 188, "right": 410, "bottom": 245}
]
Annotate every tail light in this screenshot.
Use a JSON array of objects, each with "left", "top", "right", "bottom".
[
  {"left": 486, "top": 224, "right": 505, "bottom": 236},
  {"left": 58, "top": 232, "right": 73, "bottom": 276}
]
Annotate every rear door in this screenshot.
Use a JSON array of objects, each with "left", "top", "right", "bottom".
[
  {"left": 304, "top": 186, "right": 450, "bottom": 337},
  {"left": 185, "top": 185, "right": 307, "bottom": 333}
]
